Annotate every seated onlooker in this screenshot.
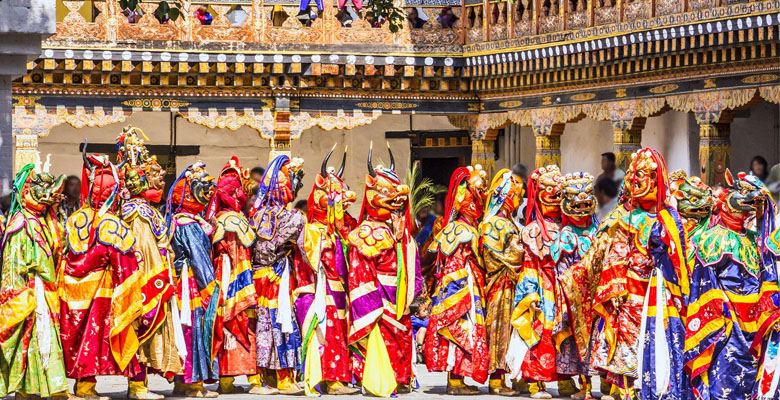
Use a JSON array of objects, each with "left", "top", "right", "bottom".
[
  {"left": 436, "top": 7, "right": 457, "bottom": 28},
  {"left": 407, "top": 8, "right": 425, "bottom": 28},
  {"left": 194, "top": 5, "right": 213, "bottom": 25},
  {"left": 595, "top": 177, "right": 618, "bottom": 222},
  {"left": 123, "top": 7, "right": 143, "bottom": 23},
  {"left": 750, "top": 155, "right": 769, "bottom": 182}
]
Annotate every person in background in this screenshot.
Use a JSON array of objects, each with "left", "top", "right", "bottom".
[
  {"left": 123, "top": 7, "right": 142, "bottom": 23},
  {"left": 58, "top": 175, "right": 81, "bottom": 221},
  {"left": 407, "top": 8, "right": 425, "bottom": 28},
  {"left": 194, "top": 6, "right": 213, "bottom": 25},
  {"left": 596, "top": 152, "right": 625, "bottom": 184},
  {"left": 594, "top": 177, "right": 618, "bottom": 221},
  {"left": 436, "top": 7, "right": 457, "bottom": 28},
  {"left": 226, "top": 4, "right": 248, "bottom": 25},
  {"left": 766, "top": 163, "right": 780, "bottom": 204},
  {"left": 511, "top": 163, "right": 528, "bottom": 227},
  {"left": 750, "top": 155, "right": 769, "bottom": 182},
  {"left": 250, "top": 166, "right": 266, "bottom": 183},
  {"left": 293, "top": 199, "right": 307, "bottom": 213},
  {"left": 409, "top": 296, "right": 431, "bottom": 364}
]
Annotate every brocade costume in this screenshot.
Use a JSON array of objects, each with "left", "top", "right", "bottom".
[
  {"left": 478, "top": 169, "right": 524, "bottom": 396},
  {"left": 424, "top": 165, "right": 489, "bottom": 393},
  {"left": 248, "top": 155, "right": 306, "bottom": 395},
  {"left": 686, "top": 171, "right": 780, "bottom": 400},
  {"left": 166, "top": 162, "right": 220, "bottom": 396},
  {"left": 294, "top": 148, "right": 359, "bottom": 395},
  {"left": 206, "top": 157, "right": 258, "bottom": 381},
  {"left": 61, "top": 151, "right": 146, "bottom": 399},
  {"left": 116, "top": 128, "right": 181, "bottom": 398},
  {"left": 348, "top": 145, "right": 421, "bottom": 397},
  {"left": 0, "top": 164, "right": 67, "bottom": 398}
]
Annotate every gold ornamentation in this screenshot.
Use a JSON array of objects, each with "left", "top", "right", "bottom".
[
  {"left": 759, "top": 85, "right": 780, "bottom": 105},
  {"left": 355, "top": 102, "right": 419, "bottom": 110},
  {"left": 649, "top": 84, "right": 679, "bottom": 94},
  {"left": 499, "top": 100, "right": 523, "bottom": 108},
  {"left": 704, "top": 79, "right": 717, "bottom": 89},
  {"left": 616, "top": 89, "right": 627, "bottom": 98},
  {"left": 666, "top": 88, "right": 756, "bottom": 124},
  {"left": 12, "top": 95, "right": 41, "bottom": 107},
  {"left": 742, "top": 74, "right": 780, "bottom": 84},
  {"left": 570, "top": 93, "right": 596, "bottom": 102},
  {"left": 122, "top": 99, "right": 191, "bottom": 109}
]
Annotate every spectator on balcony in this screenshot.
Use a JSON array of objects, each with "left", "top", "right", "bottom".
[
  {"left": 407, "top": 8, "right": 425, "bottom": 28},
  {"left": 122, "top": 7, "right": 142, "bottom": 23},
  {"left": 194, "top": 5, "right": 213, "bottom": 25},
  {"left": 436, "top": 7, "right": 457, "bottom": 28},
  {"left": 227, "top": 5, "right": 248, "bottom": 25}
]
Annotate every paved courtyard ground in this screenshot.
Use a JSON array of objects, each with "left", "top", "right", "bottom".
[{"left": 64, "top": 369, "right": 605, "bottom": 400}]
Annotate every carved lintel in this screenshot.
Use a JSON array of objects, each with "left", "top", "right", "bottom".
[
  {"left": 666, "top": 88, "right": 756, "bottom": 124},
  {"left": 759, "top": 85, "right": 780, "bottom": 105}
]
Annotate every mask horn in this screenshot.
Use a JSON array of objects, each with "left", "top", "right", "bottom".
[
  {"left": 337, "top": 145, "right": 347, "bottom": 178},
  {"left": 82, "top": 138, "right": 93, "bottom": 169},
  {"left": 386, "top": 142, "right": 395, "bottom": 171},
  {"left": 367, "top": 141, "right": 376, "bottom": 178},
  {"left": 322, "top": 143, "right": 336, "bottom": 177}
]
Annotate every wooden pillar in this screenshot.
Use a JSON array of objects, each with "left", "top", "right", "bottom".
[
  {"left": 532, "top": 121, "right": 564, "bottom": 168},
  {"left": 471, "top": 128, "right": 497, "bottom": 177},
  {"left": 269, "top": 96, "right": 292, "bottom": 161},
  {"left": 612, "top": 117, "right": 646, "bottom": 172},
  {"left": 698, "top": 121, "right": 731, "bottom": 186}
]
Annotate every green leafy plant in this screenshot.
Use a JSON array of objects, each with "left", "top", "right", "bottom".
[
  {"left": 405, "top": 158, "right": 446, "bottom": 218},
  {"left": 366, "top": 0, "right": 405, "bottom": 32}
]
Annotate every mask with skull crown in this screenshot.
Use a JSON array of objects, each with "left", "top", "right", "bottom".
[
  {"left": 622, "top": 148, "right": 670, "bottom": 209},
  {"left": 561, "top": 172, "right": 596, "bottom": 220},
  {"left": 116, "top": 126, "right": 166, "bottom": 204},
  {"left": 526, "top": 165, "right": 564, "bottom": 222}
]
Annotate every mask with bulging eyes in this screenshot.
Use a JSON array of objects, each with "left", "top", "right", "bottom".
[{"left": 561, "top": 172, "right": 596, "bottom": 218}]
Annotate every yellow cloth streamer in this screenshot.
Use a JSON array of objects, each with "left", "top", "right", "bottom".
[{"left": 363, "top": 325, "right": 396, "bottom": 398}]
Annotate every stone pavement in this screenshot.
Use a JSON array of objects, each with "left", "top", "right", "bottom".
[{"left": 73, "top": 369, "right": 606, "bottom": 400}]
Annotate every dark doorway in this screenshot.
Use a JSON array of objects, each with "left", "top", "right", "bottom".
[
  {"left": 421, "top": 157, "right": 463, "bottom": 188},
  {"left": 387, "top": 129, "right": 472, "bottom": 188}
]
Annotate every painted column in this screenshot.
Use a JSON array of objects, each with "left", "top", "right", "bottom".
[
  {"left": 269, "top": 96, "right": 292, "bottom": 161},
  {"left": 698, "top": 121, "right": 731, "bottom": 186},
  {"left": 534, "top": 134, "right": 561, "bottom": 168},
  {"left": 471, "top": 138, "right": 496, "bottom": 176},
  {"left": 613, "top": 128, "right": 642, "bottom": 171}
]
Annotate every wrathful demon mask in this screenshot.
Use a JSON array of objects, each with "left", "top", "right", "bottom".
[
  {"left": 526, "top": 165, "right": 564, "bottom": 222},
  {"left": 445, "top": 164, "right": 488, "bottom": 224},
  {"left": 561, "top": 172, "right": 596, "bottom": 218},
  {"left": 16, "top": 155, "right": 66, "bottom": 214},
  {"left": 168, "top": 162, "right": 217, "bottom": 215},
  {"left": 309, "top": 145, "right": 356, "bottom": 224},
  {"left": 670, "top": 170, "right": 714, "bottom": 222},
  {"left": 116, "top": 126, "right": 166, "bottom": 203},
  {"left": 362, "top": 142, "right": 411, "bottom": 220}
]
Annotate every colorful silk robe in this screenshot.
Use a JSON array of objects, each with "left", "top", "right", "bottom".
[
  {"left": 0, "top": 211, "right": 68, "bottom": 397},
  {"left": 120, "top": 198, "right": 182, "bottom": 377},
  {"left": 424, "top": 218, "right": 488, "bottom": 384},
  {"left": 685, "top": 222, "right": 780, "bottom": 400},
  {"left": 170, "top": 212, "right": 220, "bottom": 384},
  {"left": 212, "top": 210, "right": 258, "bottom": 376},
  {"left": 349, "top": 219, "right": 422, "bottom": 385},
  {"left": 251, "top": 207, "right": 304, "bottom": 371},
  {"left": 479, "top": 215, "right": 523, "bottom": 375},
  {"left": 512, "top": 218, "right": 562, "bottom": 382},
  {"left": 295, "top": 221, "right": 352, "bottom": 385},
  {"left": 61, "top": 207, "right": 144, "bottom": 378},
  {"left": 585, "top": 206, "right": 687, "bottom": 399},
  {"left": 550, "top": 221, "right": 596, "bottom": 376}
]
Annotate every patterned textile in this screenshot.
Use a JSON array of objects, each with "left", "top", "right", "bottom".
[
  {"left": 120, "top": 198, "right": 181, "bottom": 377},
  {"left": 349, "top": 220, "right": 421, "bottom": 385},
  {"left": 60, "top": 207, "right": 144, "bottom": 379},
  {"left": 170, "top": 213, "right": 220, "bottom": 384},
  {"left": 424, "top": 219, "right": 488, "bottom": 384},
  {"left": 212, "top": 210, "right": 258, "bottom": 376},
  {"left": 0, "top": 212, "right": 68, "bottom": 397},
  {"left": 512, "top": 218, "right": 562, "bottom": 382},
  {"left": 295, "top": 221, "right": 352, "bottom": 383},
  {"left": 685, "top": 222, "right": 780, "bottom": 400},
  {"left": 251, "top": 207, "right": 304, "bottom": 371},
  {"left": 550, "top": 223, "right": 596, "bottom": 376},
  {"left": 479, "top": 215, "right": 523, "bottom": 374}
]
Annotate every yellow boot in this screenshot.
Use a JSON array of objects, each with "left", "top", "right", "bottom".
[
  {"left": 325, "top": 381, "right": 361, "bottom": 395},
  {"left": 489, "top": 378, "right": 516, "bottom": 396},
  {"left": 512, "top": 378, "right": 530, "bottom": 394},
  {"left": 529, "top": 382, "right": 552, "bottom": 399},
  {"left": 127, "top": 380, "right": 164, "bottom": 400},
  {"left": 173, "top": 382, "right": 219, "bottom": 398},
  {"left": 558, "top": 378, "right": 579, "bottom": 396},
  {"left": 248, "top": 373, "right": 279, "bottom": 395},
  {"left": 572, "top": 376, "right": 593, "bottom": 400},
  {"left": 277, "top": 370, "right": 304, "bottom": 395},
  {"left": 446, "top": 374, "right": 481, "bottom": 395},
  {"left": 74, "top": 380, "right": 109, "bottom": 400},
  {"left": 599, "top": 382, "right": 620, "bottom": 400},
  {"left": 617, "top": 385, "right": 637, "bottom": 400},
  {"left": 217, "top": 377, "right": 245, "bottom": 394}
]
